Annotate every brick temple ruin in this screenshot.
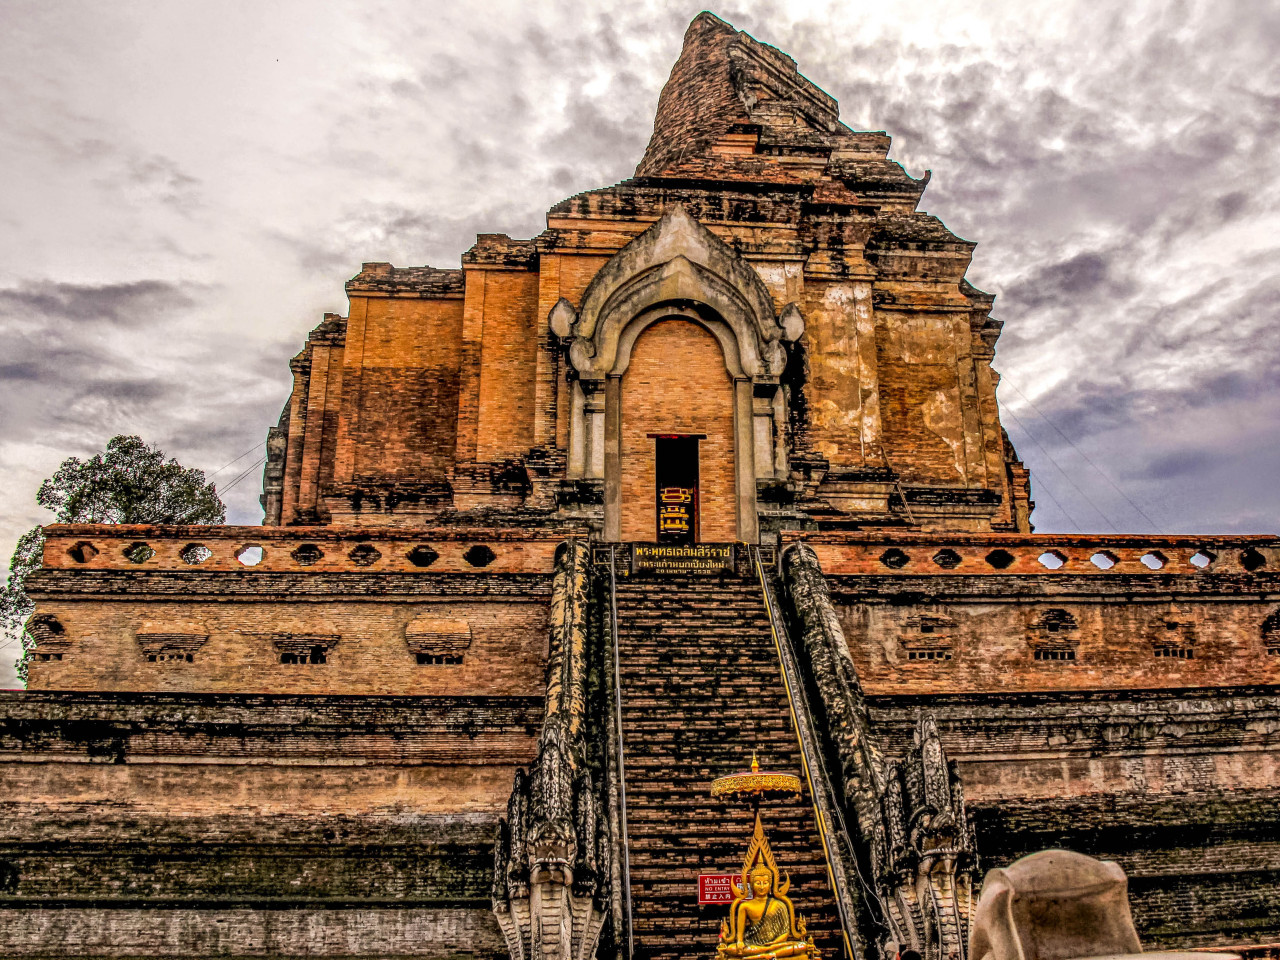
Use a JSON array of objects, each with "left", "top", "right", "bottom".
[{"left": 4, "top": 12, "right": 1279, "bottom": 960}]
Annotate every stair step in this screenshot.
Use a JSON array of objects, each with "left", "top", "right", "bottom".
[{"left": 613, "top": 580, "right": 843, "bottom": 957}]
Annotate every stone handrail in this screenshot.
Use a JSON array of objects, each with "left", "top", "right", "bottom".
[
  {"left": 493, "top": 540, "right": 611, "bottom": 960},
  {"left": 780, "top": 542, "right": 979, "bottom": 960}
]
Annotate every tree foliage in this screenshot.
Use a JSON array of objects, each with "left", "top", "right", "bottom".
[{"left": 2, "top": 436, "right": 226, "bottom": 683}]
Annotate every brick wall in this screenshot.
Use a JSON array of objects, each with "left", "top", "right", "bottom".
[
  {"left": 799, "top": 279, "right": 881, "bottom": 468},
  {"left": 25, "top": 596, "right": 547, "bottom": 696},
  {"left": 619, "top": 319, "right": 737, "bottom": 542},
  {"left": 869, "top": 691, "right": 1280, "bottom": 947},
  {"left": 0, "top": 908, "right": 506, "bottom": 958},
  {"left": 333, "top": 295, "right": 464, "bottom": 485},
  {"left": 874, "top": 310, "right": 973, "bottom": 485},
  {"left": 0, "top": 691, "right": 534, "bottom": 956},
  {"left": 838, "top": 597, "right": 1280, "bottom": 696},
  {"left": 474, "top": 270, "right": 541, "bottom": 463}
]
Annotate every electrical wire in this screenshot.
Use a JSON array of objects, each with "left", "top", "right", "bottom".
[
  {"left": 1001, "top": 404, "right": 1117, "bottom": 532},
  {"left": 1001, "top": 416, "right": 1083, "bottom": 532},
  {"left": 219, "top": 456, "right": 267, "bottom": 494},
  {"left": 207, "top": 441, "right": 267, "bottom": 479},
  {"left": 1000, "top": 378, "right": 1162, "bottom": 533}
]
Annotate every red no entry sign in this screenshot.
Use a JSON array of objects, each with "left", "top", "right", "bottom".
[{"left": 698, "top": 874, "right": 736, "bottom": 904}]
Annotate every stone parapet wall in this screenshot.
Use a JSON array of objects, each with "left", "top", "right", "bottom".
[
  {"left": 39, "top": 524, "right": 573, "bottom": 574},
  {"left": 23, "top": 526, "right": 569, "bottom": 694},
  {"left": 788, "top": 532, "right": 1280, "bottom": 696},
  {"left": 785, "top": 531, "right": 1279, "bottom": 576}
]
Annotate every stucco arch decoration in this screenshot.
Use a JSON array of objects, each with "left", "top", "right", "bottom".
[{"left": 548, "top": 204, "right": 804, "bottom": 380}]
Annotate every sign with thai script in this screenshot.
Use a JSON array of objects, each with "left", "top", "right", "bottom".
[
  {"left": 698, "top": 873, "right": 736, "bottom": 904},
  {"left": 633, "top": 543, "right": 734, "bottom": 575}
]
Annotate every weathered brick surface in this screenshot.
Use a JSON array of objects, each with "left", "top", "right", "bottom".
[
  {"left": 620, "top": 319, "right": 737, "bottom": 542},
  {"left": 472, "top": 270, "right": 541, "bottom": 464},
  {"left": 869, "top": 690, "right": 1280, "bottom": 945},
  {"left": 327, "top": 292, "right": 465, "bottom": 516},
  {"left": 26, "top": 528, "right": 562, "bottom": 695},
  {"left": 26, "top": 596, "right": 547, "bottom": 696},
  {"left": 634, "top": 13, "right": 746, "bottom": 178},
  {"left": 254, "top": 11, "right": 1034, "bottom": 532},
  {"left": 10, "top": 11, "right": 1280, "bottom": 958},
  {"left": 0, "top": 692, "right": 532, "bottom": 956},
  {"left": 0, "top": 907, "right": 505, "bottom": 958}
]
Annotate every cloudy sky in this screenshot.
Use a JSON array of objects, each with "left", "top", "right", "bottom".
[{"left": 1, "top": 0, "right": 1277, "bottom": 675}]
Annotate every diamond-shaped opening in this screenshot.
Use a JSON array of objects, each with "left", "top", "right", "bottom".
[
  {"left": 932, "top": 548, "right": 962, "bottom": 569},
  {"left": 291, "top": 543, "right": 323, "bottom": 566},
  {"left": 879, "top": 548, "right": 910, "bottom": 569},
  {"left": 180, "top": 543, "right": 212, "bottom": 565},
  {"left": 123, "top": 542, "right": 155, "bottom": 564},
  {"left": 67, "top": 541, "right": 98, "bottom": 563},
  {"left": 1038, "top": 550, "right": 1067, "bottom": 570},
  {"left": 1090, "top": 551, "right": 1118, "bottom": 570},
  {"left": 464, "top": 544, "right": 497, "bottom": 568},
  {"left": 236, "top": 545, "right": 265, "bottom": 566},
  {"left": 348, "top": 544, "right": 382, "bottom": 567},
  {"left": 1140, "top": 551, "right": 1167, "bottom": 570},
  {"left": 1189, "top": 549, "right": 1216, "bottom": 569},
  {"left": 407, "top": 545, "right": 439, "bottom": 568},
  {"left": 1241, "top": 548, "right": 1267, "bottom": 572},
  {"left": 985, "top": 549, "right": 1015, "bottom": 570}
]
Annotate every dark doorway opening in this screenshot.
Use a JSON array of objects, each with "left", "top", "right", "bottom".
[{"left": 653, "top": 435, "right": 700, "bottom": 544}]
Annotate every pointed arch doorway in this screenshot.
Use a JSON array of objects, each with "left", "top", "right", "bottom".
[{"left": 618, "top": 316, "right": 737, "bottom": 543}]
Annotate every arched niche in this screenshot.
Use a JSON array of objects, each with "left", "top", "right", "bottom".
[{"left": 554, "top": 206, "right": 803, "bottom": 543}]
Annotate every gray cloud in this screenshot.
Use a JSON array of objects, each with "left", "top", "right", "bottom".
[{"left": 0, "top": 279, "right": 196, "bottom": 326}]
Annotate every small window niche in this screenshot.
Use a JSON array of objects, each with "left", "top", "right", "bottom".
[
  {"left": 406, "top": 616, "right": 472, "bottom": 666},
  {"left": 1261, "top": 610, "right": 1280, "bottom": 657},
  {"left": 1151, "top": 616, "right": 1197, "bottom": 660},
  {"left": 273, "top": 635, "right": 338, "bottom": 665},
  {"left": 1029, "top": 608, "right": 1080, "bottom": 663},
  {"left": 28, "top": 614, "right": 70, "bottom": 662},
  {"left": 899, "top": 613, "right": 956, "bottom": 663},
  {"left": 137, "top": 632, "right": 208, "bottom": 665}
]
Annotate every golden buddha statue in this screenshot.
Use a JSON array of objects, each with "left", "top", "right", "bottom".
[{"left": 716, "top": 814, "right": 818, "bottom": 960}]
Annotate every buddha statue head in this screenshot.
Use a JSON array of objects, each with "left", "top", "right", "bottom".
[{"left": 748, "top": 865, "right": 775, "bottom": 899}]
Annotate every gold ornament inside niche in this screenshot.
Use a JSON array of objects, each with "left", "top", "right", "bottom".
[{"left": 711, "top": 754, "right": 818, "bottom": 960}]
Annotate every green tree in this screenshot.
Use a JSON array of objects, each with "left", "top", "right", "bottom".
[{"left": 2, "top": 435, "right": 226, "bottom": 683}]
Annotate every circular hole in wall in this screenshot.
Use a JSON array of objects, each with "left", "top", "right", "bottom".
[
  {"left": 464, "top": 545, "right": 497, "bottom": 568},
  {"left": 236, "top": 545, "right": 265, "bottom": 566},
  {"left": 1140, "top": 551, "right": 1167, "bottom": 570},
  {"left": 879, "top": 548, "right": 909, "bottom": 569},
  {"left": 1038, "top": 551, "right": 1067, "bottom": 570},
  {"left": 1090, "top": 551, "right": 1118, "bottom": 570},
  {"left": 407, "top": 545, "right": 440, "bottom": 568},
  {"left": 291, "top": 543, "right": 323, "bottom": 565},
  {"left": 123, "top": 542, "right": 155, "bottom": 564},
  {"left": 984, "top": 549, "right": 1015, "bottom": 569},
  {"left": 67, "top": 541, "right": 98, "bottom": 563},
  {"left": 1241, "top": 548, "right": 1267, "bottom": 572},
  {"left": 932, "top": 549, "right": 962, "bottom": 569},
  {"left": 348, "top": 544, "right": 382, "bottom": 566},
  {"left": 180, "top": 543, "right": 212, "bottom": 565}
]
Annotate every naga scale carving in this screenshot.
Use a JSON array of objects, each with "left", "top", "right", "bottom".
[
  {"left": 781, "top": 543, "right": 978, "bottom": 960},
  {"left": 494, "top": 540, "right": 612, "bottom": 960}
]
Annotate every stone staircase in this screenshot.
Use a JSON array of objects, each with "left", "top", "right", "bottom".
[{"left": 613, "top": 573, "right": 846, "bottom": 960}]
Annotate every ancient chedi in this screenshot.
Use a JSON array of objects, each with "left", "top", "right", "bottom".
[{"left": 4, "top": 12, "right": 1279, "bottom": 960}]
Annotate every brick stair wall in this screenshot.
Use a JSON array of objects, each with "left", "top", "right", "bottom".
[{"left": 614, "top": 574, "right": 845, "bottom": 960}]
